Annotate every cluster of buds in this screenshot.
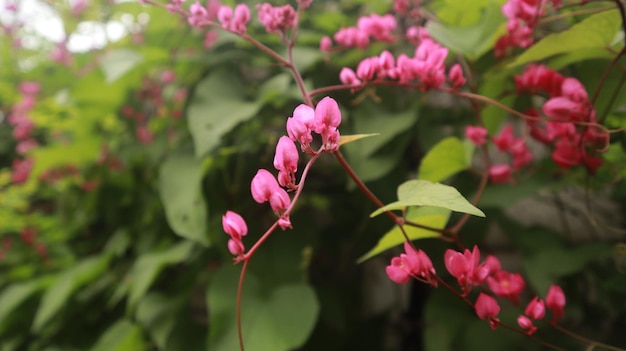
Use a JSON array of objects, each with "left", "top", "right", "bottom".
[
  {"left": 495, "top": 0, "right": 562, "bottom": 57},
  {"left": 223, "top": 97, "right": 343, "bottom": 259},
  {"left": 256, "top": 3, "right": 296, "bottom": 35},
  {"left": 516, "top": 65, "right": 604, "bottom": 173},
  {"left": 321, "top": 13, "right": 397, "bottom": 51},
  {"left": 8, "top": 82, "right": 41, "bottom": 184},
  {"left": 387, "top": 243, "right": 567, "bottom": 333},
  {"left": 338, "top": 38, "right": 466, "bottom": 91}
]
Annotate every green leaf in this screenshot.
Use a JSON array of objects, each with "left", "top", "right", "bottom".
[
  {"left": 358, "top": 206, "right": 450, "bottom": 263},
  {"left": 91, "top": 319, "right": 146, "bottom": 351},
  {"left": 427, "top": 3, "right": 506, "bottom": 60},
  {"left": 135, "top": 293, "right": 182, "bottom": 349},
  {"left": 159, "top": 154, "right": 209, "bottom": 245},
  {"left": 371, "top": 180, "right": 485, "bottom": 217},
  {"left": 338, "top": 133, "right": 379, "bottom": 147},
  {"left": 207, "top": 266, "right": 319, "bottom": 351},
  {"left": 509, "top": 9, "right": 621, "bottom": 67},
  {"left": 0, "top": 278, "right": 50, "bottom": 322},
  {"left": 187, "top": 71, "right": 261, "bottom": 157},
  {"left": 33, "top": 255, "right": 111, "bottom": 332},
  {"left": 127, "top": 241, "right": 194, "bottom": 312},
  {"left": 418, "top": 137, "right": 470, "bottom": 182},
  {"left": 99, "top": 49, "right": 144, "bottom": 83}
]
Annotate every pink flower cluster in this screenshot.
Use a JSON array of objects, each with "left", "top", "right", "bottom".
[
  {"left": 516, "top": 284, "right": 566, "bottom": 334},
  {"left": 256, "top": 3, "right": 295, "bottom": 34},
  {"left": 222, "top": 97, "right": 343, "bottom": 258},
  {"left": 217, "top": 4, "right": 250, "bottom": 34},
  {"left": 339, "top": 39, "right": 466, "bottom": 91},
  {"left": 8, "top": 82, "right": 41, "bottom": 184},
  {"left": 324, "top": 13, "right": 397, "bottom": 50},
  {"left": 385, "top": 242, "right": 565, "bottom": 335},
  {"left": 517, "top": 65, "right": 604, "bottom": 173},
  {"left": 489, "top": 124, "right": 534, "bottom": 184},
  {"left": 495, "top": 0, "right": 561, "bottom": 57},
  {"left": 385, "top": 241, "right": 437, "bottom": 286}
]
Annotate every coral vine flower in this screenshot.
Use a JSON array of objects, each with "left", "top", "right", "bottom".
[
  {"left": 444, "top": 246, "right": 490, "bottom": 294},
  {"left": 385, "top": 242, "right": 437, "bottom": 285},
  {"left": 256, "top": 3, "right": 295, "bottom": 34},
  {"left": 222, "top": 211, "right": 248, "bottom": 256},
  {"left": 475, "top": 293, "right": 501, "bottom": 330},
  {"left": 465, "top": 126, "right": 488, "bottom": 146},
  {"left": 488, "top": 164, "right": 513, "bottom": 184},
  {"left": 546, "top": 284, "right": 566, "bottom": 322},
  {"left": 524, "top": 297, "right": 546, "bottom": 320},
  {"left": 487, "top": 271, "right": 525, "bottom": 304}
]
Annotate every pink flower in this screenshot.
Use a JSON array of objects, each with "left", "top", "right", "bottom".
[
  {"left": 448, "top": 64, "right": 466, "bottom": 89},
  {"left": 286, "top": 104, "right": 314, "bottom": 148},
  {"left": 475, "top": 293, "right": 501, "bottom": 329},
  {"left": 227, "top": 238, "right": 244, "bottom": 256},
  {"left": 357, "top": 13, "right": 396, "bottom": 42},
  {"left": 488, "top": 164, "right": 512, "bottom": 184},
  {"left": 320, "top": 36, "right": 332, "bottom": 52},
  {"left": 493, "top": 125, "right": 515, "bottom": 151},
  {"left": 314, "top": 97, "right": 341, "bottom": 130},
  {"left": 251, "top": 169, "right": 280, "bottom": 203},
  {"left": 222, "top": 211, "right": 248, "bottom": 239},
  {"left": 273, "top": 136, "right": 299, "bottom": 174},
  {"left": 11, "top": 158, "right": 33, "bottom": 184},
  {"left": 231, "top": 4, "right": 250, "bottom": 34},
  {"left": 444, "top": 246, "right": 490, "bottom": 293},
  {"left": 487, "top": 271, "right": 525, "bottom": 304},
  {"left": 339, "top": 68, "right": 361, "bottom": 87},
  {"left": 16, "top": 138, "right": 38, "bottom": 154},
  {"left": 483, "top": 255, "right": 502, "bottom": 273},
  {"left": 546, "top": 284, "right": 566, "bottom": 322},
  {"left": 256, "top": 3, "right": 295, "bottom": 33},
  {"left": 385, "top": 241, "right": 437, "bottom": 285},
  {"left": 517, "top": 315, "right": 537, "bottom": 335},
  {"left": 524, "top": 296, "right": 545, "bottom": 320},
  {"left": 19, "top": 82, "right": 40, "bottom": 95},
  {"left": 465, "top": 125, "right": 487, "bottom": 146},
  {"left": 313, "top": 97, "right": 342, "bottom": 151}
]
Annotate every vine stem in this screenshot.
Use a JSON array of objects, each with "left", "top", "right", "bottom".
[
  {"left": 236, "top": 258, "right": 249, "bottom": 351},
  {"left": 551, "top": 323, "right": 626, "bottom": 351},
  {"left": 332, "top": 150, "right": 444, "bottom": 248}
]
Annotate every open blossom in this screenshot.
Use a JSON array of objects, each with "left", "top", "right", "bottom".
[
  {"left": 444, "top": 246, "right": 490, "bottom": 294},
  {"left": 487, "top": 270, "right": 525, "bottom": 304},
  {"left": 250, "top": 169, "right": 291, "bottom": 222},
  {"left": 475, "top": 293, "right": 501, "bottom": 330},
  {"left": 385, "top": 241, "right": 437, "bottom": 285}
]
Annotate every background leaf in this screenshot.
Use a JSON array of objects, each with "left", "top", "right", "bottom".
[
  {"left": 187, "top": 71, "right": 261, "bottom": 157},
  {"left": 127, "top": 241, "right": 195, "bottom": 312},
  {"left": 91, "top": 319, "right": 146, "bottom": 351},
  {"left": 418, "top": 137, "right": 470, "bottom": 182},
  {"left": 159, "top": 154, "right": 209, "bottom": 245}
]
